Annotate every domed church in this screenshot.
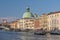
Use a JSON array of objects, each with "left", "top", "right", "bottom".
[
  {"left": 19, "top": 7, "right": 39, "bottom": 30},
  {"left": 22, "top": 7, "right": 34, "bottom": 18},
  {"left": 8, "top": 7, "right": 48, "bottom": 31}
]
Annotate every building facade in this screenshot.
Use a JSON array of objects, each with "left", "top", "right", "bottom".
[
  {"left": 12, "top": 7, "right": 48, "bottom": 30},
  {"left": 34, "top": 18, "right": 40, "bottom": 29},
  {"left": 7, "top": 7, "right": 60, "bottom": 31},
  {"left": 38, "top": 14, "right": 48, "bottom": 30},
  {"left": 18, "top": 7, "right": 35, "bottom": 30},
  {"left": 9, "top": 19, "right": 19, "bottom": 29},
  {"left": 47, "top": 11, "right": 60, "bottom": 30},
  {"left": 19, "top": 18, "right": 35, "bottom": 30}
]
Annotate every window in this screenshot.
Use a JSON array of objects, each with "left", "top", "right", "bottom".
[
  {"left": 57, "top": 14, "right": 59, "bottom": 17},
  {"left": 55, "top": 14, "right": 56, "bottom": 17},
  {"left": 49, "top": 16, "right": 51, "bottom": 18},
  {"left": 30, "top": 20, "right": 34, "bottom": 21},
  {"left": 26, "top": 20, "right": 28, "bottom": 22}
]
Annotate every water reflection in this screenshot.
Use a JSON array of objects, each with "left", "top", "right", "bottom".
[
  {"left": 47, "top": 34, "right": 60, "bottom": 40},
  {"left": 0, "top": 31, "right": 60, "bottom": 40}
]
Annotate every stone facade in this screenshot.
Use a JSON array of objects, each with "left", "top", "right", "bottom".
[
  {"left": 38, "top": 14, "right": 48, "bottom": 30},
  {"left": 19, "top": 18, "right": 35, "bottom": 30},
  {"left": 48, "top": 11, "right": 60, "bottom": 30}
]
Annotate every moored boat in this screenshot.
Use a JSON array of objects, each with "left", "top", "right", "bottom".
[
  {"left": 50, "top": 28, "right": 60, "bottom": 35},
  {"left": 34, "top": 31, "right": 46, "bottom": 35},
  {"left": 34, "top": 29, "right": 47, "bottom": 35}
]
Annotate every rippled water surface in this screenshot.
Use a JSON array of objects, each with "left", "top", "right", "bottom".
[{"left": 0, "top": 31, "right": 60, "bottom": 40}]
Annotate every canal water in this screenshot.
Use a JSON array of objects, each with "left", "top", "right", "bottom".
[{"left": 0, "top": 31, "right": 60, "bottom": 40}]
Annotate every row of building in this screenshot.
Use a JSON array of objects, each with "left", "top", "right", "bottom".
[{"left": 1, "top": 7, "right": 60, "bottom": 31}]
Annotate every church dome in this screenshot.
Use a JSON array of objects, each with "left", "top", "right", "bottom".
[{"left": 22, "top": 7, "right": 34, "bottom": 18}]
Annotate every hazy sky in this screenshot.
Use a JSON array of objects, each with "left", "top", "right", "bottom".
[{"left": 0, "top": 0, "right": 60, "bottom": 18}]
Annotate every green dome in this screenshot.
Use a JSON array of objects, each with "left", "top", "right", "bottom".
[{"left": 22, "top": 7, "right": 34, "bottom": 18}]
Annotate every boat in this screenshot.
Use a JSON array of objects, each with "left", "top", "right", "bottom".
[
  {"left": 50, "top": 28, "right": 60, "bottom": 35},
  {"left": 34, "top": 29, "right": 47, "bottom": 35}
]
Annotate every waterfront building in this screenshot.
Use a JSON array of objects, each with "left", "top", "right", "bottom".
[
  {"left": 2, "top": 19, "right": 7, "bottom": 27},
  {"left": 3, "top": 7, "right": 60, "bottom": 31},
  {"left": 9, "top": 19, "right": 19, "bottom": 29},
  {"left": 13, "top": 7, "right": 48, "bottom": 30},
  {"left": 8, "top": 11, "right": 60, "bottom": 31},
  {"left": 18, "top": 7, "right": 35, "bottom": 30},
  {"left": 38, "top": 14, "right": 48, "bottom": 30},
  {"left": 34, "top": 18, "right": 40, "bottom": 29},
  {"left": 47, "top": 11, "right": 60, "bottom": 30},
  {"left": 19, "top": 18, "right": 35, "bottom": 30}
]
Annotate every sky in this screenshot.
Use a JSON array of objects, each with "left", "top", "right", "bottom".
[{"left": 0, "top": 0, "right": 60, "bottom": 18}]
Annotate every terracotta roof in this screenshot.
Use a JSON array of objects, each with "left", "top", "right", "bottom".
[{"left": 48, "top": 11, "right": 60, "bottom": 15}]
